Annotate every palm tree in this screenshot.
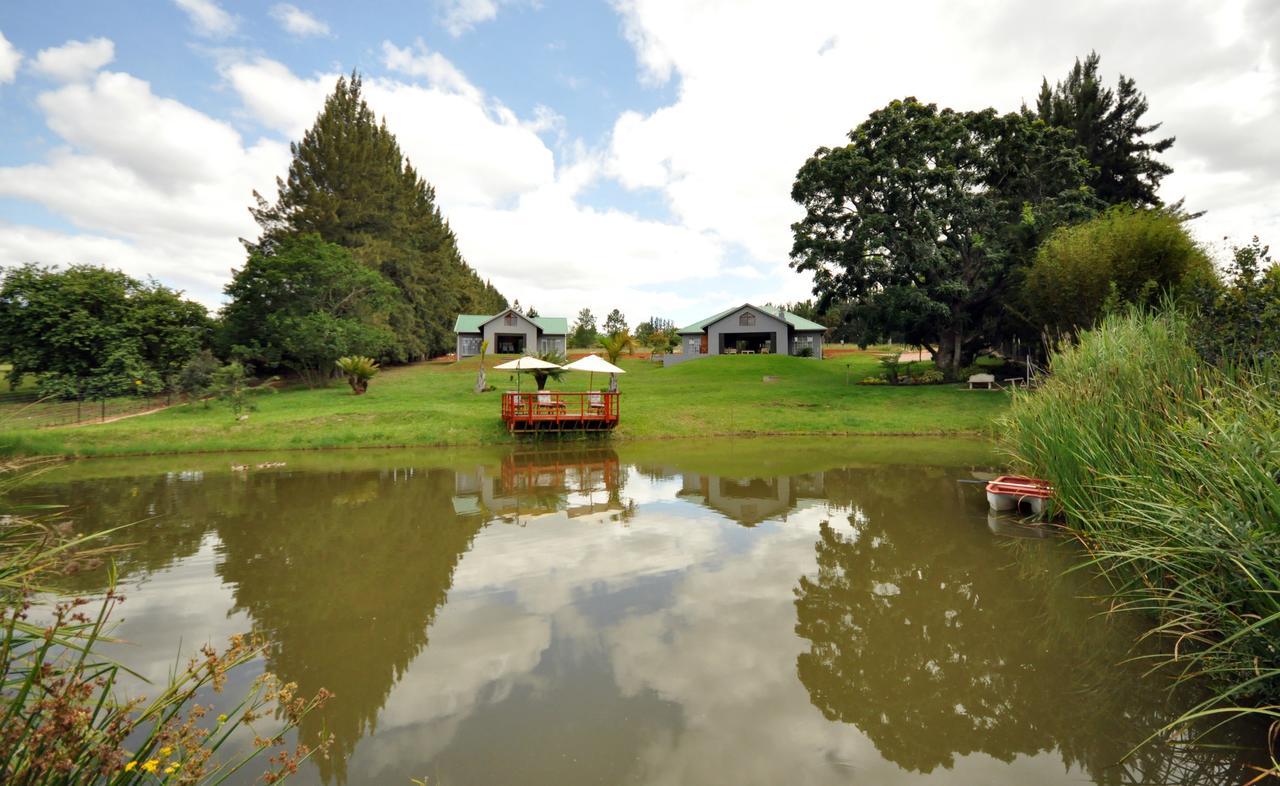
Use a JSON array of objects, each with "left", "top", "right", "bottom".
[{"left": 598, "top": 331, "right": 635, "bottom": 365}]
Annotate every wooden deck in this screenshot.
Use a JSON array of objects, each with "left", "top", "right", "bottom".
[{"left": 501, "top": 391, "right": 620, "bottom": 433}]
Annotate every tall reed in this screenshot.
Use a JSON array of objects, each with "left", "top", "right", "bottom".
[{"left": 1002, "top": 310, "right": 1279, "bottom": 770}]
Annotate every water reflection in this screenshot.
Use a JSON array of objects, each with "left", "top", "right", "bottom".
[{"left": 14, "top": 441, "right": 1266, "bottom": 785}]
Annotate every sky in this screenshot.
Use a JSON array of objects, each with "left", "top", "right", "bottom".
[{"left": 0, "top": 0, "right": 1277, "bottom": 325}]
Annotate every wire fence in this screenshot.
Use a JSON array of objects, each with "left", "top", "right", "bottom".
[{"left": 0, "top": 391, "right": 176, "bottom": 429}]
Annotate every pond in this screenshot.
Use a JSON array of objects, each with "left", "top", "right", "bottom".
[{"left": 12, "top": 438, "right": 1266, "bottom": 785}]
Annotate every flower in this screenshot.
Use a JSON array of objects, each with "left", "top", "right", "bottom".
[
  {"left": 124, "top": 761, "right": 137, "bottom": 772},
  {"left": 159, "top": 746, "right": 173, "bottom": 757},
  {"left": 164, "top": 763, "right": 179, "bottom": 774},
  {"left": 217, "top": 713, "right": 228, "bottom": 724},
  {"left": 142, "top": 759, "right": 160, "bottom": 773}
]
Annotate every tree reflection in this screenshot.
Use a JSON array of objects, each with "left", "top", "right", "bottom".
[{"left": 794, "top": 467, "right": 1263, "bottom": 784}]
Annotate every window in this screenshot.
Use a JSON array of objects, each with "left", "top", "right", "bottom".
[
  {"left": 739, "top": 312, "right": 755, "bottom": 326},
  {"left": 504, "top": 313, "right": 517, "bottom": 326}
]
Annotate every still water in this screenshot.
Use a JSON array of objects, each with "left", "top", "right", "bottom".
[{"left": 15, "top": 438, "right": 1264, "bottom": 785}]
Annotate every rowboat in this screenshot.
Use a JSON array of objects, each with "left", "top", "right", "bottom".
[{"left": 985, "top": 475, "right": 1054, "bottom": 517}]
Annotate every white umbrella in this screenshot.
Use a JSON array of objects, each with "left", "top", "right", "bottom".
[
  {"left": 494, "top": 355, "right": 562, "bottom": 393},
  {"left": 563, "top": 354, "right": 626, "bottom": 391}
]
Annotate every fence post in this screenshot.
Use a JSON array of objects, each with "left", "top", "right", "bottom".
[{"left": 100, "top": 399, "right": 106, "bottom": 422}]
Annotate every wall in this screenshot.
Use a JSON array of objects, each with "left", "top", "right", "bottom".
[{"left": 789, "top": 330, "right": 824, "bottom": 359}]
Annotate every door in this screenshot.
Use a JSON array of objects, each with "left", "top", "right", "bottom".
[{"left": 699, "top": 335, "right": 708, "bottom": 354}]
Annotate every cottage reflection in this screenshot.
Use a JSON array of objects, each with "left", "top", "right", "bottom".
[
  {"left": 453, "top": 447, "right": 632, "bottom": 524},
  {"left": 675, "top": 471, "right": 824, "bottom": 525}
]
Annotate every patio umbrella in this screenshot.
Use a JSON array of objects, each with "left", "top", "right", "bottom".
[
  {"left": 494, "top": 355, "right": 562, "bottom": 393},
  {"left": 563, "top": 354, "right": 626, "bottom": 392}
]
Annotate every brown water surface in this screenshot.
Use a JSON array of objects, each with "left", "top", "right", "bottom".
[{"left": 13, "top": 438, "right": 1265, "bottom": 785}]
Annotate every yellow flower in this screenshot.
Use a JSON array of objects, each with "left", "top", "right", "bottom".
[
  {"left": 217, "top": 713, "right": 228, "bottom": 723},
  {"left": 142, "top": 759, "right": 160, "bottom": 773},
  {"left": 165, "top": 764, "right": 179, "bottom": 774},
  {"left": 159, "top": 746, "right": 173, "bottom": 757},
  {"left": 124, "top": 761, "right": 137, "bottom": 772}
]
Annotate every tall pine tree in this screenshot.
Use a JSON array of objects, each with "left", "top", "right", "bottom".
[
  {"left": 1034, "top": 52, "right": 1174, "bottom": 207},
  {"left": 248, "top": 72, "right": 506, "bottom": 360}
]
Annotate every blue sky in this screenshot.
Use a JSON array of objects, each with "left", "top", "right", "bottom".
[{"left": 1, "top": 1, "right": 1277, "bottom": 325}]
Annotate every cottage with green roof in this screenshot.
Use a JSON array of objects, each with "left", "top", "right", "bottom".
[
  {"left": 454, "top": 309, "right": 569, "bottom": 357},
  {"left": 676, "top": 304, "right": 825, "bottom": 359}
]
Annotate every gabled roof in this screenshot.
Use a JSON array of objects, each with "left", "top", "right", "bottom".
[
  {"left": 453, "top": 311, "right": 569, "bottom": 335},
  {"left": 676, "top": 303, "right": 825, "bottom": 334}
]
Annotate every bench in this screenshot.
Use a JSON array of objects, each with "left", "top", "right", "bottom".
[{"left": 967, "top": 373, "right": 997, "bottom": 390}]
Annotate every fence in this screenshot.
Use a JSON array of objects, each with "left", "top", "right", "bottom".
[{"left": 0, "top": 391, "right": 175, "bottom": 429}]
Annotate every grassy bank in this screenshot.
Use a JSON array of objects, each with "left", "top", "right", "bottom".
[
  {"left": 1002, "top": 310, "right": 1280, "bottom": 752},
  {"left": 0, "top": 353, "right": 1008, "bottom": 457}
]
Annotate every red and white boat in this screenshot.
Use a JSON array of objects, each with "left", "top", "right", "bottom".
[{"left": 985, "top": 475, "right": 1054, "bottom": 517}]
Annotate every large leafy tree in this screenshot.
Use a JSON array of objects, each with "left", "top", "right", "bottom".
[
  {"left": 248, "top": 72, "right": 505, "bottom": 360},
  {"left": 1035, "top": 52, "right": 1174, "bottom": 207},
  {"left": 221, "top": 234, "right": 398, "bottom": 387},
  {"left": 0, "top": 264, "right": 209, "bottom": 397},
  {"left": 790, "top": 98, "right": 1097, "bottom": 371},
  {"left": 602, "top": 309, "right": 627, "bottom": 337}
]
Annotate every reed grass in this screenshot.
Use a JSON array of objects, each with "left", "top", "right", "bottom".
[{"left": 1002, "top": 309, "right": 1280, "bottom": 771}]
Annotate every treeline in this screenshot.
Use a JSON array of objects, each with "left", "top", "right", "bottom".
[
  {"left": 0, "top": 73, "right": 507, "bottom": 399},
  {"left": 790, "top": 52, "right": 1215, "bottom": 375}
]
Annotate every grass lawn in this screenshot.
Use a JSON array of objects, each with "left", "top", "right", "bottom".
[{"left": 0, "top": 353, "right": 1011, "bottom": 457}]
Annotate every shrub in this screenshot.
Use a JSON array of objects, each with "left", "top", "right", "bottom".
[
  {"left": 913, "top": 368, "right": 945, "bottom": 384},
  {"left": 176, "top": 349, "right": 220, "bottom": 399},
  {"left": 335, "top": 355, "right": 380, "bottom": 395},
  {"left": 796, "top": 346, "right": 814, "bottom": 358},
  {"left": 858, "top": 376, "right": 887, "bottom": 385}
]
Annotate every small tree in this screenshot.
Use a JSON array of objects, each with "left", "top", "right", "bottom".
[
  {"left": 335, "top": 356, "right": 379, "bottom": 394},
  {"left": 473, "top": 339, "right": 490, "bottom": 393},
  {"left": 529, "top": 351, "right": 567, "bottom": 390},
  {"left": 176, "top": 349, "right": 221, "bottom": 401},
  {"left": 570, "top": 308, "right": 598, "bottom": 348},
  {"left": 211, "top": 361, "right": 251, "bottom": 419},
  {"left": 526, "top": 306, "right": 540, "bottom": 318},
  {"left": 598, "top": 331, "right": 635, "bottom": 364},
  {"left": 603, "top": 309, "right": 627, "bottom": 337}
]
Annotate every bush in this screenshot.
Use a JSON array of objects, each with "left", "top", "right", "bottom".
[
  {"left": 912, "top": 368, "right": 945, "bottom": 384},
  {"left": 335, "top": 355, "right": 380, "bottom": 395},
  {"left": 176, "top": 349, "right": 220, "bottom": 398},
  {"left": 796, "top": 346, "right": 814, "bottom": 358},
  {"left": 858, "top": 376, "right": 887, "bottom": 385},
  {"left": 1001, "top": 309, "right": 1280, "bottom": 752}
]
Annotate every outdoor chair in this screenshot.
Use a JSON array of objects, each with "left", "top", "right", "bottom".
[
  {"left": 759, "top": 347, "right": 770, "bottom": 354},
  {"left": 725, "top": 348, "right": 738, "bottom": 355},
  {"left": 587, "top": 393, "right": 605, "bottom": 413},
  {"left": 536, "top": 391, "right": 566, "bottom": 412}
]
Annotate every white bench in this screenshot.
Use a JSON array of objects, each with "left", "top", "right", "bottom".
[{"left": 967, "top": 373, "right": 996, "bottom": 390}]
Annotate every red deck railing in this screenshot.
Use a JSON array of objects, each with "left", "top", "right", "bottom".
[{"left": 501, "top": 391, "right": 620, "bottom": 432}]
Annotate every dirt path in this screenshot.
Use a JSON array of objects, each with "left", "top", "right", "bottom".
[{"left": 52, "top": 404, "right": 173, "bottom": 428}]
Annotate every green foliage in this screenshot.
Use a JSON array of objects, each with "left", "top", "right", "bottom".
[
  {"left": 598, "top": 331, "right": 635, "bottom": 365},
  {"left": 0, "top": 264, "right": 209, "bottom": 398},
  {"left": 569, "top": 309, "right": 598, "bottom": 348},
  {"left": 1002, "top": 309, "right": 1280, "bottom": 746},
  {"left": 222, "top": 234, "right": 397, "bottom": 387},
  {"left": 248, "top": 72, "right": 505, "bottom": 360},
  {"left": 1026, "top": 206, "right": 1213, "bottom": 334},
  {"left": 635, "top": 317, "right": 677, "bottom": 353},
  {"left": 603, "top": 309, "right": 627, "bottom": 337},
  {"left": 795, "top": 346, "right": 814, "bottom": 359},
  {"left": 335, "top": 355, "right": 380, "bottom": 395},
  {"left": 1035, "top": 52, "right": 1174, "bottom": 207},
  {"left": 210, "top": 361, "right": 252, "bottom": 418},
  {"left": 791, "top": 98, "right": 1098, "bottom": 371},
  {"left": 1191, "top": 237, "right": 1280, "bottom": 368}
]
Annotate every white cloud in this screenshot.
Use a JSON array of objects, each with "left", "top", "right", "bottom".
[
  {"left": 607, "top": 0, "right": 1280, "bottom": 272},
  {"left": 0, "top": 30, "right": 21, "bottom": 83},
  {"left": 31, "top": 38, "right": 115, "bottom": 83},
  {"left": 438, "top": 0, "right": 499, "bottom": 36},
  {"left": 381, "top": 39, "right": 482, "bottom": 103},
  {"left": 269, "top": 4, "right": 331, "bottom": 38},
  {"left": 0, "top": 71, "right": 288, "bottom": 306},
  {"left": 172, "top": 0, "right": 237, "bottom": 38}
]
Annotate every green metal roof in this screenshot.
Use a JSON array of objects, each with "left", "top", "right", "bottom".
[
  {"left": 676, "top": 304, "right": 825, "bottom": 334},
  {"left": 453, "top": 312, "right": 568, "bottom": 335}
]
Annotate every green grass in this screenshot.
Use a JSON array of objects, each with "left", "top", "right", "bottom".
[{"left": 0, "top": 354, "right": 1008, "bottom": 457}]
